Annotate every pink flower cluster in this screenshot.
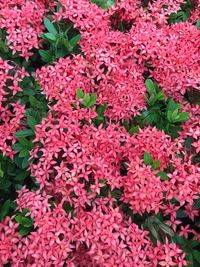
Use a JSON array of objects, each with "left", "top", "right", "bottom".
[
  {"left": 0, "top": 0, "right": 200, "bottom": 266},
  {"left": 0, "top": 58, "right": 26, "bottom": 158},
  {"left": 0, "top": 0, "right": 50, "bottom": 60},
  {"left": 0, "top": 189, "right": 188, "bottom": 266}
]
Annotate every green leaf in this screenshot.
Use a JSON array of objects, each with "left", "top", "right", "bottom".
[
  {"left": 43, "top": 18, "right": 58, "bottom": 35},
  {"left": 154, "top": 91, "right": 166, "bottom": 102},
  {"left": 42, "top": 33, "right": 56, "bottom": 41},
  {"left": 56, "top": 1, "right": 62, "bottom": 12},
  {"left": 0, "top": 163, "right": 4, "bottom": 177},
  {"left": 14, "top": 155, "right": 23, "bottom": 169},
  {"left": 91, "top": 0, "right": 115, "bottom": 9},
  {"left": 148, "top": 222, "right": 160, "bottom": 241},
  {"left": 83, "top": 94, "right": 90, "bottom": 106},
  {"left": 99, "top": 179, "right": 107, "bottom": 184},
  {"left": 15, "top": 170, "right": 29, "bottom": 181},
  {"left": 29, "top": 96, "right": 37, "bottom": 108},
  {"left": 55, "top": 49, "right": 68, "bottom": 59},
  {"left": 12, "top": 143, "right": 23, "bottom": 151},
  {"left": 69, "top": 34, "right": 81, "bottom": 49},
  {"left": 19, "top": 149, "right": 29, "bottom": 158},
  {"left": 27, "top": 115, "right": 37, "bottom": 130},
  {"left": 0, "top": 199, "right": 11, "bottom": 220},
  {"left": 175, "top": 234, "right": 186, "bottom": 246},
  {"left": 159, "top": 223, "right": 174, "bottom": 237},
  {"left": 22, "top": 156, "right": 29, "bottom": 169},
  {"left": 19, "top": 227, "right": 31, "bottom": 236},
  {"left": 14, "top": 129, "right": 34, "bottom": 137},
  {"left": 0, "top": 178, "right": 11, "bottom": 190},
  {"left": 76, "top": 88, "right": 85, "bottom": 99},
  {"left": 196, "top": 20, "right": 200, "bottom": 29},
  {"left": 193, "top": 250, "right": 200, "bottom": 263},
  {"left": 96, "top": 103, "right": 107, "bottom": 116},
  {"left": 87, "top": 93, "right": 97, "bottom": 107},
  {"left": 167, "top": 98, "right": 182, "bottom": 112},
  {"left": 145, "top": 79, "right": 156, "bottom": 95},
  {"left": 152, "top": 160, "right": 160, "bottom": 170},
  {"left": 167, "top": 110, "right": 173, "bottom": 122},
  {"left": 17, "top": 137, "right": 33, "bottom": 149},
  {"left": 156, "top": 171, "right": 169, "bottom": 181},
  {"left": 63, "top": 201, "right": 74, "bottom": 214},
  {"left": 189, "top": 239, "right": 200, "bottom": 248},
  {"left": 129, "top": 126, "right": 139, "bottom": 134},
  {"left": 186, "top": 252, "right": 193, "bottom": 267},
  {"left": 173, "top": 112, "right": 189, "bottom": 123},
  {"left": 111, "top": 189, "right": 122, "bottom": 199},
  {"left": 143, "top": 152, "right": 153, "bottom": 165},
  {"left": 39, "top": 50, "right": 52, "bottom": 63},
  {"left": 176, "top": 209, "right": 187, "bottom": 219},
  {"left": 15, "top": 215, "right": 33, "bottom": 227},
  {"left": 22, "top": 89, "right": 35, "bottom": 96},
  {"left": 194, "top": 199, "right": 200, "bottom": 209},
  {"left": 15, "top": 184, "right": 23, "bottom": 190}
]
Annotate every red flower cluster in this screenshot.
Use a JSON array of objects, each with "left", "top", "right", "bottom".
[
  {"left": 0, "top": 58, "right": 26, "bottom": 158},
  {"left": 0, "top": 0, "right": 50, "bottom": 60},
  {"left": 0, "top": 0, "right": 200, "bottom": 266}
]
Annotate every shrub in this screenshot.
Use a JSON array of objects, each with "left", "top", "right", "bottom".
[{"left": 0, "top": 0, "right": 200, "bottom": 266}]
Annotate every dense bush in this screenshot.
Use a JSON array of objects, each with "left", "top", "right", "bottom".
[{"left": 0, "top": 0, "right": 200, "bottom": 266}]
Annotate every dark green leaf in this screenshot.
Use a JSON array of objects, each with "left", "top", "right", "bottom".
[
  {"left": 27, "top": 115, "right": 37, "bottom": 130},
  {"left": 12, "top": 143, "right": 23, "bottom": 151},
  {"left": 19, "top": 149, "right": 29, "bottom": 158},
  {"left": 55, "top": 49, "right": 68, "bottom": 59},
  {"left": 19, "top": 227, "right": 31, "bottom": 236},
  {"left": 96, "top": 103, "right": 107, "bottom": 116},
  {"left": 15, "top": 170, "right": 29, "bottom": 181},
  {"left": 17, "top": 137, "right": 33, "bottom": 149},
  {"left": 0, "top": 200, "right": 11, "bottom": 220},
  {"left": 99, "top": 179, "right": 107, "bottom": 183},
  {"left": 22, "top": 156, "right": 29, "bottom": 169},
  {"left": 193, "top": 250, "right": 200, "bottom": 264},
  {"left": 15, "top": 215, "right": 33, "bottom": 227},
  {"left": 14, "top": 129, "right": 34, "bottom": 137},
  {"left": 0, "top": 178, "right": 11, "bottom": 190},
  {"left": 0, "top": 164, "right": 4, "bottom": 177},
  {"left": 39, "top": 50, "right": 52, "bottom": 63},
  {"left": 29, "top": 96, "right": 37, "bottom": 108}
]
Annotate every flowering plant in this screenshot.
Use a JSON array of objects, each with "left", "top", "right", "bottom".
[{"left": 0, "top": 0, "right": 200, "bottom": 266}]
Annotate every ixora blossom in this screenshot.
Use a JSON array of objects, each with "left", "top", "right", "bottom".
[
  {"left": 130, "top": 21, "right": 200, "bottom": 99},
  {"left": 0, "top": 58, "right": 26, "bottom": 158},
  {"left": 0, "top": 191, "right": 187, "bottom": 266},
  {"left": 0, "top": 0, "right": 50, "bottom": 60},
  {"left": 36, "top": 51, "right": 146, "bottom": 121},
  {"left": 29, "top": 109, "right": 129, "bottom": 206},
  {"left": 0, "top": 0, "right": 200, "bottom": 266}
]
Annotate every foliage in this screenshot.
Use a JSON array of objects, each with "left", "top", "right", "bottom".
[{"left": 0, "top": 0, "right": 200, "bottom": 266}]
